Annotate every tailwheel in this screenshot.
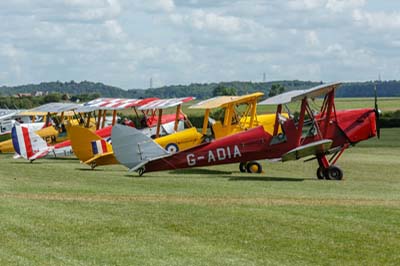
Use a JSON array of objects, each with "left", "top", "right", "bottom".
[
  {"left": 246, "top": 161, "right": 262, "bottom": 174},
  {"left": 90, "top": 162, "right": 97, "bottom": 170},
  {"left": 325, "top": 165, "right": 343, "bottom": 180},
  {"left": 316, "top": 167, "right": 325, "bottom": 180},
  {"left": 239, "top": 162, "right": 247, "bottom": 173},
  {"left": 137, "top": 167, "right": 145, "bottom": 177}
]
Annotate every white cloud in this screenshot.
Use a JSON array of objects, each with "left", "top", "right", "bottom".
[
  {"left": 0, "top": 1, "right": 399, "bottom": 88},
  {"left": 170, "top": 10, "right": 244, "bottom": 34},
  {"left": 326, "top": 0, "right": 365, "bottom": 12},
  {"left": 133, "top": 0, "right": 175, "bottom": 13},
  {"left": 353, "top": 9, "right": 400, "bottom": 30},
  {"left": 287, "top": 0, "right": 324, "bottom": 11},
  {"left": 305, "top": 31, "right": 320, "bottom": 47},
  {"left": 104, "top": 20, "right": 125, "bottom": 39},
  {"left": 156, "top": 0, "right": 175, "bottom": 12}
]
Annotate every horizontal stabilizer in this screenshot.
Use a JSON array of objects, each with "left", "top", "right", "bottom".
[
  {"left": 282, "top": 139, "right": 333, "bottom": 161},
  {"left": 111, "top": 125, "right": 169, "bottom": 170},
  {"left": 84, "top": 151, "right": 115, "bottom": 165}
]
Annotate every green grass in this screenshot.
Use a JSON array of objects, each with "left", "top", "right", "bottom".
[{"left": 1, "top": 129, "right": 400, "bottom": 265}]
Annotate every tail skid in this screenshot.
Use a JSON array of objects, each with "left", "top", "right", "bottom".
[{"left": 111, "top": 125, "right": 170, "bottom": 171}]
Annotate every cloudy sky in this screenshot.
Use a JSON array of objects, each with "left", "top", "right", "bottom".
[{"left": 1, "top": 0, "right": 400, "bottom": 89}]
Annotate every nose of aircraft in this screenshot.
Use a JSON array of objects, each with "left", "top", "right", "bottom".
[{"left": 336, "top": 108, "right": 378, "bottom": 144}]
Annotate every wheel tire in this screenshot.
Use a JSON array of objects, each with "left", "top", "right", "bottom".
[
  {"left": 316, "top": 167, "right": 325, "bottom": 180},
  {"left": 325, "top": 166, "right": 343, "bottom": 180},
  {"left": 165, "top": 143, "right": 179, "bottom": 153},
  {"left": 246, "top": 161, "right": 262, "bottom": 174},
  {"left": 239, "top": 162, "right": 247, "bottom": 173}
]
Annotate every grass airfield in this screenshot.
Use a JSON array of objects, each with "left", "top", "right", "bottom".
[{"left": 1, "top": 129, "right": 400, "bottom": 265}]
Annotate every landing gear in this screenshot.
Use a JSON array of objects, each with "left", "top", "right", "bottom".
[
  {"left": 316, "top": 165, "right": 343, "bottom": 180},
  {"left": 316, "top": 147, "right": 347, "bottom": 180},
  {"left": 239, "top": 161, "right": 262, "bottom": 173},
  {"left": 325, "top": 166, "right": 343, "bottom": 180},
  {"left": 239, "top": 162, "right": 247, "bottom": 173},
  {"left": 316, "top": 167, "right": 325, "bottom": 180},
  {"left": 247, "top": 161, "right": 262, "bottom": 173}
]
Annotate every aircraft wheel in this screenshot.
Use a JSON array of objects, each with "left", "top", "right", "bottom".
[
  {"left": 239, "top": 162, "right": 247, "bottom": 173},
  {"left": 90, "top": 162, "right": 97, "bottom": 170},
  {"left": 316, "top": 167, "right": 325, "bottom": 180},
  {"left": 246, "top": 161, "right": 262, "bottom": 174},
  {"left": 325, "top": 166, "right": 343, "bottom": 180}
]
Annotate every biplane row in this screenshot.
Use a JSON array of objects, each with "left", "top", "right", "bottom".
[{"left": 1, "top": 82, "right": 380, "bottom": 180}]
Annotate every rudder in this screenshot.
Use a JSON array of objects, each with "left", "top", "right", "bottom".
[{"left": 111, "top": 124, "right": 169, "bottom": 170}]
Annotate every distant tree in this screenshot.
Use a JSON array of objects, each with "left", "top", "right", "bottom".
[
  {"left": 90, "top": 93, "right": 101, "bottom": 100},
  {"left": 61, "top": 94, "right": 70, "bottom": 101},
  {"left": 44, "top": 93, "right": 61, "bottom": 103},
  {"left": 268, "top": 84, "right": 285, "bottom": 97},
  {"left": 213, "top": 85, "right": 237, "bottom": 96}
]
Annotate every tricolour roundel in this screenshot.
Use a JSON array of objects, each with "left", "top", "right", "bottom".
[{"left": 165, "top": 143, "right": 179, "bottom": 153}]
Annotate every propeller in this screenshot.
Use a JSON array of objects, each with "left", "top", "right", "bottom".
[{"left": 374, "top": 84, "right": 381, "bottom": 139}]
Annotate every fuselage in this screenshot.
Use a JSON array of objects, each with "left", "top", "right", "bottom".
[{"left": 141, "top": 108, "right": 377, "bottom": 173}]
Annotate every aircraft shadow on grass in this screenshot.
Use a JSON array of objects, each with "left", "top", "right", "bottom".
[
  {"left": 227, "top": 175, "right": 307, "bottom": 182},
  {"left": 169, "top": 168, "right": 308, "bottom": 182},
  {"left": 9, "top": 161, "right": 44, "bottom": 165},
  {"left": 119, "top": 167, "right": 310, "bottom": 181},
  {"left": 168, "top": 168, "right": 233, "bottom": 175},
  {"left": 47, "top": 157, "right": 78, "bottom": 161},
  {"left": 121, "top": 168, "right": 233, "bottom": 178},
  {"left": 77, "top": 168, "right": 103, "bottom": 171}
]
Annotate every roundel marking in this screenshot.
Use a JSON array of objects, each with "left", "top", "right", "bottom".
[{"left": 166, "top": 143, "right": 179, "bottom": 153}]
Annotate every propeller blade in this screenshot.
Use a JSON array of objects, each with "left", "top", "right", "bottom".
[{"left": 374, "top": 85, "right": 381, "bottom": 139}]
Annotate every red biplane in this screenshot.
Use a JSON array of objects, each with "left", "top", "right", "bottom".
[{"left": 111, "top": 82, "right": 380, "bottom": 180}]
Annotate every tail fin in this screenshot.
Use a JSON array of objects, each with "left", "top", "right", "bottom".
[
  {"left": 68, "top": 125, "right": 112, "bottom": 163},
  {"left": 91, "top": 139, "right": 110, "bottom": 155},
  {"left": 11, "top": 125, "right": 50, "bottom": 160},
  {"left": 111, "top": 124, "right": 169, "bottom": 171}
]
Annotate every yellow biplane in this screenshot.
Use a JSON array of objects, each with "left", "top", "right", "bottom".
[
  {"left": 189, "top": 92, "right": 281, "bottom": 139},
  {"left": 68, "top": 97, "right": 195, "bottom": 169},
  {"left": 0, "top": 102, "right": 89, "bottom": 154},
  {"left": 111, "top": 92, "right": 285, "bottom": 174}
]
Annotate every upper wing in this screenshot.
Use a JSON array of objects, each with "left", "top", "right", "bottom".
[
  {"left": 18, "top": 102, "right": 81, "bottom": 116},
  {"left": 189, "top": 92, "right": 263, "bottom": 109},
  {"left": 138, "top": 97, "right": 194, "bottom": 111},
  {"left": 258, "top": 82, "right": 342, "bottom": 105},
  {"left": 76, "top": 97, "right": 159, "bottom": 112}
]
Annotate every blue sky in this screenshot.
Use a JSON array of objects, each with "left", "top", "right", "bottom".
[{"left": 1, "top": 0, "right": 399, "bottom": 89}]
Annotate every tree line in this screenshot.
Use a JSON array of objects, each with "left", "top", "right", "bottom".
[
  {"left": 1, "top": 80, "right": 399, "bottom": 101},
  {"left": 1, "top": 80, "right": 399, "bottom": 128}
]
